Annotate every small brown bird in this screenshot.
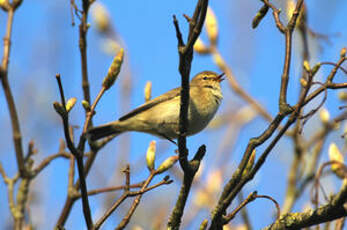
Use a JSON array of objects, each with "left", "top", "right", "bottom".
[{"left": 88, "top": 71, "right": 224, "bottom": 142}]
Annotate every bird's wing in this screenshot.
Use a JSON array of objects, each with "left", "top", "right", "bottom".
[{"left": 118, "top": 87, "right": 181, "bottom": 121}]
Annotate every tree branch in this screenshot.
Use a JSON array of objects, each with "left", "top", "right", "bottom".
[
  {"left": 0, "top": 7, "right": 26, "bottom": 177},
  {"left": 167, "top": 0, "right": 209, "bottom": 229},
  {"left": 55, "top": 74, "right": 93, "bottom": 229},
  {"left": 265, "top": 183, "right": 347, "bottom": 229}
]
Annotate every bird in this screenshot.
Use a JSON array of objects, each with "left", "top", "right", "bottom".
[{"left": 87, "top": 71, "right": 224, "bottom": 143}]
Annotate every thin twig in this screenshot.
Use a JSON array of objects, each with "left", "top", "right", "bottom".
[
  {"left": 24, "top": 140, "right": 36, "bottom": 162},
  {"left": 265, "top": 182, "right": 347, "bottom": 229},
  {"left": 186, "top": 0, "right": 208, "bottom": 50},
  {"left": 94, "top": 194, "right": 127, "bottom": 229},
  {"left": 224, "top": 192, "right": 280, "bottom": 224},
  {"left": 255, "top": 194, "right": 281, "bottom": 220},
  {"left": 0, "top": 7, "right": 26, "bottom": 177},
  {"left": 94, "top": 173, "right": 172, "bottom": 229},
  {"left": 320, "top": 61, "right": 347, "bottom": 75},
  {"left": 75, "top": 182, "right": 145, "bottom": 198},
  {"left": 0, "top": 3, "right": 29, "bottom": 228},
  {"left": 124, "top": 164, "right": 130, "bottom": 192},
  {"left": 237, "top": 192, "right": 253, "bottom": 230},
  {"left": 262, "top": 0, "right": 286, "bottom": 33},
  {"left": 56, "top": 149, "right": 100, "bottom": 227},
  {"left": 0, "top": 163, "right": 10, "bottom": 184},
  {"left": 68, "top": 155, "right": 75, "bottom": 194},
  {"left": 223, "top": 191, "right": 257, "bottom": 224},
  {"left": 115, "top": 172, "right": 156, "bottom": 230},
  {"left": 82, "top": 86, "right": 106, "bottom": 134},
  {"left": 55, "top": 74, "right": 93, "bottom": 229},
  {"left": 261, "top": 0, "right": 304, "bottom": 112},
  {"left": 311, "top": 161, "right": 347, "bottom": 209},
  {"left": 79, "top": 1, "right": 91, "bottom": 105},
  {"left": 31, "top": 152, "right": 70, "bottom": 177},
  {"left": 279, "top": 0, "right": 304, "bottom": 112},
  {"left": 173, "top": 15, "right": 184, "bottom": 48},
  {"left": 303, "top": 56, "right": 346, "bottom": 107}
]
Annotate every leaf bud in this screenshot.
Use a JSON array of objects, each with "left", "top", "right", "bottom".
[
  {"left": 340, "top": 47, "right": 346, "bottom": 58},
  {"left": 329, "top": 143, "right": 346, "bottom": 179},
  {"left": 156, "top": 156, "right": 178, "bottom": 174},
  {"left": 205, "top": 7, "right": 218, "bottom": 44},
  {"left": 91, "top": 3, "right": 110, "bottom": 33},
  {"left": 146, "top": 141, "right": 156, "bottom": 171},
  {"left": 81, "top": 100, "right": 91, "bottom": 111},
  {"left": 144, "top": 81, "right": 152, "bottom": 102},
  {"left": 303, "top": 60, "right": 310, "bottom": 72},
  {"left": 102, "top": 48, "right": 124, "bottom": 90},
  {"left": 66, "top": 97, "right": 77, "bottom": 113},
  {"left": 53, "top": 101, "right": 65, "bottom": 116},
  {"left": 194, "top": 38, "right": 209, "bottom": 54},
  {"left": 319, "top": 108, "right": 330, "bottom": 124}
]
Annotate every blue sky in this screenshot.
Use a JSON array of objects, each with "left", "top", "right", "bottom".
[{"left": 0, "top": 0, "right": 346, "bottom": 229}]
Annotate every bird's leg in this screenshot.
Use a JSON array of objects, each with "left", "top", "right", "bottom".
[{"left": 159, "top": 133, "right": 177, "bottom": 145}]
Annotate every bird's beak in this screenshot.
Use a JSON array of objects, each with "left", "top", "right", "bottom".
[{"left": 216, "top": 73, "right": 225, "bottom": 82}]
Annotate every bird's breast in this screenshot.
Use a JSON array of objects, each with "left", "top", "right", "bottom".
[{"left": 187, "top": 88, "right": 222, "bottom": 135}]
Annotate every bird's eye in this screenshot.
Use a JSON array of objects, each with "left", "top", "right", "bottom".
[{"left": 203, "top": 76, "right": 208, "bottom": 80}]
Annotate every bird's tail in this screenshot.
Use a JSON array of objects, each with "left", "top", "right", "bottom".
[{"left": 87, "top": 123, "right": 122, "bottom": 141}]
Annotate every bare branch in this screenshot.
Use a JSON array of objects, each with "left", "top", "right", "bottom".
[
  {"left": 223, "top": 191, "right": 257, "bottom": 224},
  {"left": 265, "top": 183, "right": 347, "bottom": 229},
  {"left": 95, "top": 172, "right": 172, "bottom": 230},
  {"left": 31, "top": 152, "right": 70, "bottom": 177},
  {"left": 0, "top": 7, "right": 26, "bottom": 177},
  {"left": 167, "top": 1, "right": 209, "bottom": 228},
  {"left": 55, "top": 74, "right": 93, "bottom": 229}
]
